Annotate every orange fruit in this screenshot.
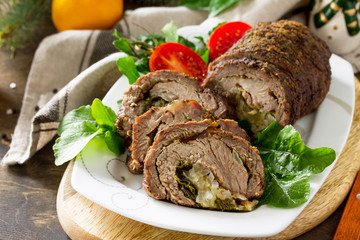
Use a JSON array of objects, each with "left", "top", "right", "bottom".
[{"left": 52, "top": 0, "right": 123, "bottom": 31}]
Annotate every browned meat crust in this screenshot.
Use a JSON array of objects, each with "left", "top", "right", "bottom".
[{"left": 202, "top": 20, "right": 331, "bottom": 131}]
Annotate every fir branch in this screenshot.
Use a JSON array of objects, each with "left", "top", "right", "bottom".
[{"left": 0, "top": 0, "right": 51, "bottom": 56}]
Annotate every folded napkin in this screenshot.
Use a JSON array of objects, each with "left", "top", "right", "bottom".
[{"left": 2, "top": 0, "right": 358, "bottom": 165}]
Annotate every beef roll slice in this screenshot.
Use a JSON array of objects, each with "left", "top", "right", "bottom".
[
  {"left": 143, "top": 120, "right": 264, "bottom": 211},
  {"left": 116, "top": 70, "right": 235, "bottom": 141},
  {"left": 131, "top": 100, "right": 249, "bottom": 174},
  {"left": 130, "top": 100, "right": 211, "bottom": 174},
  {"left": 203, "top": 20, "right": 331, "bottom": 133}
]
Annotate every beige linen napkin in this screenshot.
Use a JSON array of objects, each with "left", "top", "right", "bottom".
[{"left": 1, "top": 0, "right": 357, "bottom": 165}]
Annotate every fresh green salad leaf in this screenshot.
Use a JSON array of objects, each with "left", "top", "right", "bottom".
[
  {"left": 113, "top": 30, "right": 135, "bottom": 57},
  {"left": 105, "top": 130, "right": 125, "bottom": 155},
  {"left": 116, "top": 57, "right": 140, "bottom": 85},
  {"left": 260, "top": 169, "right": 310, "bottom": 208},
  {"left": 199, "top": 48, "right": 210, "bottom": 64},
  {"left": 135, "top": 33, "right": 165, "bottom": 47},
  {"left": 113, "top": 21, "right": 210, "bottom": 84},
  {"left": 257, "top": 122, "right": 336, "bottom": 176},
  {"left": 91, "top": 98, "right": 117, "bottom": 129},
  {"left": 53, "top": 98, "right": 125, "bottom": 166},
  {"left": 135, "top": 58, "right": 150, "bottom": 74},
  {"left": 161, "top": 20, "right": 178, "bottom": 43},
  {"left": 57, "top": 105, "right": 94, "bottom": 135},
  {"left": 208, "top": 21, "right": 227, "bottom": 35},
  {"left": 54, "top": 121, "right": 101, "bottom": 166},
  {"left": 256, "top": 122, "right": 336, "bottom": 207}
]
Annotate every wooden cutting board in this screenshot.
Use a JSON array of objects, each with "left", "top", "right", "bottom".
[{"left": 56, "top": 78, "right": 360, "bottom": 240}]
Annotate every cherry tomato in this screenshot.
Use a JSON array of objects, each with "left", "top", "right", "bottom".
[
  {"left": 149, "top": 42, "right": 207, "bottom": 84},
  {"left": 207, "top": 21, "right": 252, "bottom": 62}
]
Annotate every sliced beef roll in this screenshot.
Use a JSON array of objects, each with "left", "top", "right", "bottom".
[
  {"left": 130, "top": 100, "right": 212, "bottom": 174},
  {"left": 116, "top": 70, "right": 235, "bottom": 140},
  {"left": 143, "top": 120, "right": 264, "bottom": 211},
  {"left": 203, "top": 20, "right": 331, "bottom": 133},
  {"left": 130, "top": 100, "right": 249, "bottom": 174}
]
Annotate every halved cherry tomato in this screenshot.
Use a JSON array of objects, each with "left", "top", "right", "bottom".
[
  {"left": 207, "top": 21, "right": 252, "bottom": 62},
  {"left": 149, "top": 42, "right": 207, "bottom": 84}
]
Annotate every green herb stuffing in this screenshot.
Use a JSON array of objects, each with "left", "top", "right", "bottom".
[
  {"left": 175, "top": 161, "right": 198, "bottom": 202},
  {"left": 255, "top": 122, "right": 336, "bottom": 208},
  {"left": 214, "top": 198, "right": 236, "bottom": 211},
  {"left": 53, "top": 98, "right": 125, "bottom": 166}
]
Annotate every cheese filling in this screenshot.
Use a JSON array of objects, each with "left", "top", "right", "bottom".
[{"left": 176, "top": 161, "right": 258, "bottom": 211}]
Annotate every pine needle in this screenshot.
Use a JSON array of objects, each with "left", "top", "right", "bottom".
[{"left": 0, "top": 0, "right": 51, "bottom": 56}]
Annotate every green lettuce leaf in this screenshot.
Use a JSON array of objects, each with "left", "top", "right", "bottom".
[
  {"left": 161, "top": 20, "right": 178, "bottom": 43},
  {"left": 105, "top": 130, "right": 125, "bottom": 155},
  {"left": 116, "top": 57, "right": 140, "bottom": 84},
  {"left": 257, "top": 122, "right": 336, "bottom": 176},
  {"left": 91, "top": 98, "right": 117, "bottom": 130},
  {"left": 113, "top": 30, "right": 135, "bottom": 57},
  {"left": 54, "top": 121, "right": 101, "bottom": 166},
  {"left": 260, "top": 169, "right": 310, "bottom": 208},
  {"left": 135, "top": 33, "right": 165, "bottom": 47},
  {"left": 57, "top": 105, "right": 94, "bottom": 135},
  {"left": 256, "top": 122, "right": 336, "bottom": 208},
  {"left": 54, "top": 98, "right": 125, "bottom": 166}
]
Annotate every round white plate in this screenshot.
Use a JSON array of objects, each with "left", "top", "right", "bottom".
[{"left": 71, "top": 23, "right": 355, "bottom": 238}]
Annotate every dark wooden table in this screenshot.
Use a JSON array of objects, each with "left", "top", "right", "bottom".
[{"left": 0, "top": 8, "right": 359, "bottom": 240}]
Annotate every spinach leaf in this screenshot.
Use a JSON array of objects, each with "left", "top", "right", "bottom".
[
  {"left": 256, "top": 122, "right": 336, "bottom": 208},
  {"left": 113, "top": 30, "right": 135, "bottom": 57},
  {"left": 135, "top": 58, "right": 150, "bottom": 74},
  {"left": 199, "top": 48, "right": 209, "bottom": 64},
  {"left": 257, "top": 122, "right": 336, "bottom": 176},
  {"left": 135, "top": 33, "right": 165, "bottom": 47},
  {"left": 91, "top": 98, "right": 116, "bottom": 130},
  {"left": 53, "top": 99, "right": 125, "bottom": 166},
  {"left": 260, "top": 169, "right": 310, "bottom": 208},
  {"left": 175, "top": 161, "right": 198, "bottom": 202},
  {"left": 105, "top": 130, "right": 125, "bottom": 155},
  {"left": 116, "top": 57, "right": 140, "bottom": 85},
  {"left": 57, "top": 105, "right": 94, "bottom": 135},
  {"left": 113, "top": 21, "right": 209, "bottom": 84},
  {"left": 54, "top": 121, "right": 101, "bottom": 166},
  {"left": 178, "top": 36, "right": 196, "bottom": 50},
  {"left": 208, "top": 21, "right": 227, "bottom": 35}
]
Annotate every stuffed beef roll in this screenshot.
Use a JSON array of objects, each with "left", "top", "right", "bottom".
[
  {"left": 130, "top": 100, "right": 248, "bottom": 174},
  {"left": 116, "top": 70, "right": 235, "bottom": 140},
  {"left": 203, "top": 20, "right": 331, "bottom": 133},
  {"left": 143, "top": 120, "right": 264, "bottom": 211}
]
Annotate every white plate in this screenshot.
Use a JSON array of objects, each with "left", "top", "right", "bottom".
[{"left": 71, "top": 24, "right": 355, "bottom": 238}]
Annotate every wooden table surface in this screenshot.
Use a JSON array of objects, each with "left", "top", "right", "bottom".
[{"left": 1, "top": 7, "right": 359, "bottom": 240}]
